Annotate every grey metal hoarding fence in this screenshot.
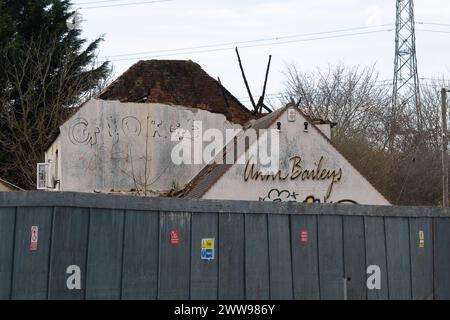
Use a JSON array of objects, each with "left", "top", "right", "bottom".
[{"left": 0, "top": 191, "right": 449, "bottom": 300}]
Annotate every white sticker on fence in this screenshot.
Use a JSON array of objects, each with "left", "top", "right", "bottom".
[{"left": 30, "top": 226, "right": 38, "bottom": 251}]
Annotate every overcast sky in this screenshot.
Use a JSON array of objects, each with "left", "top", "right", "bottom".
[{"left": 72, "top": 0, "right": 450, "bottom": 109}]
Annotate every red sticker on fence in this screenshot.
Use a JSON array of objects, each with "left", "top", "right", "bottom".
[
  {"left": 299, "top": 229, "right": 308, "bottom": 245},
  {"left": 170, "top": 230, "right": 180, "bottom": 246},
  {"left": 30, "top": 226, "right": 38, "bottom": 251}
]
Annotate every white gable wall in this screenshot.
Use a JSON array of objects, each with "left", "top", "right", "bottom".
[
  {"left": 45, "top": 135, "right": 62, "bottom": 190},
  {"left": 0, "top": 181, "right": 13, "bottom": 192},
  {"left": 202, "top": 108, "right": 390, "bottom": 205},
  {"left": 55, "top": 99, "right": 241, "bottom": 193}
]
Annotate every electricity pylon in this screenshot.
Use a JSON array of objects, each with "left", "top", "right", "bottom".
[{"left": 392, "top": 0, "right": 421, "bottom": 141}]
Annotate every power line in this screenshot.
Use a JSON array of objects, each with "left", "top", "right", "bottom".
[
  {"left": 420, "top": 83, "right": 450, "bottom": 88},
  {"left": 238, "top": 78, "right": 449, "bottom": 103},
  {"left": 239, "top": 80, "right": 395, "bottom": 101},
  {"left": 417, "top": 29, "right": 450, "bottom": 34},
  {"left": 96, "top": 25, "right": 450, "bottom": 64},
  {"left": 76, "top": 0, "right": 173, "bottom": 10},
  {"left": 238, "top": 93, "right": 285, "bottom": 102},
  {"left": 417, "top": 21, "right": 450, "bottom": 27},
  {"left": 100, "top": 23, "right": 394, "bottom": 59},
  {"left": 102, "top": 29, "right": 394, "bottom": 62},
  {"left": 75, "top": 0, "right": 136, "bottom": 4},
  {"left": 420, "top": 77, "right": 450, "bottom": 82}
]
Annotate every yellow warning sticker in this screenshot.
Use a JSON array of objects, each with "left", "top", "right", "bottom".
[
  {"left": 202, "top": 238, "right": 214, "bottom": 249},
  {"left": 419, "top": 230, "right": 425, "bottom": 248}
]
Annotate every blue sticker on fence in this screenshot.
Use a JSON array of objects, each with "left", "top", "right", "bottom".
[{"left": 201, "top": 238, "right": 214, "bottom": 261}]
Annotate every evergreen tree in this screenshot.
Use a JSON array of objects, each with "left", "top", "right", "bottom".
[{"left": 0, "top": 0, "right": 111, "bottom": 189}]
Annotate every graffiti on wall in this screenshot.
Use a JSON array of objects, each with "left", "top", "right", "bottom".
[
  {"left": 67, "top": 114, "right": 223, "bottom": 192},
  {"left": 106, "top": 117, "right": 120, "bottom": 145},
  {"left": 102, "top": 115, "right": 142, "bottom": 145},
  {"left": 122, "top": 116, "right": 142, "bottom": 137},
  {"left": 69, "top": 118, "right": 101, "bottom": 146},
  {"left": 258, "top": 189, "right": 299, "bottom": 202},
  {"left": 303, "top": 195, "right": 321, "bottom": 204},
  {"left": 68, "top": 115, "right": 193, "bottom": 147},
  {"left": 64, "top": 111, "right": 238, "bottom": 192},
  {"left": 259, "top": 188, "right": 358, "bottom": 204},
  {"left": 76, "top": 145, "right": 135, "bottom": 172}
]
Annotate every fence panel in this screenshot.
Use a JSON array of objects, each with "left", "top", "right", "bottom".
[
  {"left": 343, "top": 216, "right": 366, "bottom": 300},
  {"left": 218, "top": 213, "right": 245, "bottom": 300},
  {"left": 245, "top": 213, "right": 270, "bottom": 300},
  {"left": 409, "top": 217, "right": 433, "bottom": 300},
  {"left": 318, "top": 215, "right": 344, "bottom": 300},
  {"left": 267, "top": 214, "right": 293, "bottom": 300},
  {"left": 434, "top": 218, "right": 450, "bottom": 300},
  {"left": 85, "top": 209, "right": 124, "bottom": 300},
  {"left": 121, "top": 210, "right": 159, "bottom": 300},
  {"left": 0, "top": 208, "right": 15, "bottom": 299},
  {"left": 12, "top": 207, "right": 53, "bottom": 300},
  {"left": 1, "top": 192, "right": 449, "bottom": 300},
  {"left": 190, "top": 212, "right": 218, "bottom": 300},
  {"left": 291, "top": 215, "right": 320, "bottom": 300},
  {"left": 48, "top": 207, "right": 89, "bottom": 300},
  {"left": 158, "top": 212, "right": 191, "bottom": 300},
  {"left": 385, "top": 217, "right": 412, "bottom": 300},
  {"left": 364, "top": 216, "right": 389, "bottom": 300}
]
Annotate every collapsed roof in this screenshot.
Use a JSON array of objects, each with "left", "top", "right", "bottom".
[{"left": 99, "top": 60, "right": 255, "bottom": 125}]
